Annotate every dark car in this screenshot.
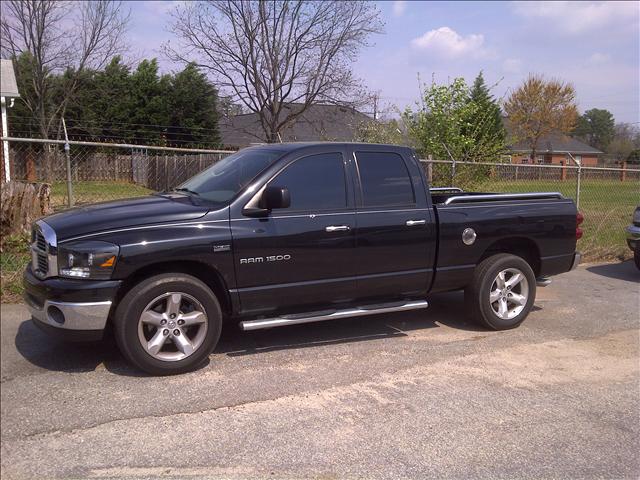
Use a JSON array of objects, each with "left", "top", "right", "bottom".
[
  {"left": 24, "top": 143, "right": 582, "bottom": 375},
  {"left": 626, "top": 206, "right": 640, "bottom": 269}
]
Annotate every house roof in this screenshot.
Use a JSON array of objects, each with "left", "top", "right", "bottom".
[
  {"left": 0, "top": 59, "right": 20, "bottom": 98},
  {"left": 219, "top": 103, "right": 371, "bottom": 149},
  {"left": 504, "top": 117, "right": 603, "bottom": 155},
  {"left": 509, "top": 132, "right": 603, "bottom": 155}
]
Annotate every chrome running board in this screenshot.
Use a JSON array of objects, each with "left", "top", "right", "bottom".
[{"left": 239, "top": 300, "right": 429, "bottom": 331}]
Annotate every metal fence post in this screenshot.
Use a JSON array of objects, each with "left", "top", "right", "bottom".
[
  {"left": 441, "top": 143, "right": 456, "bottom": 185},
  {"left": 576, "top": 164, "right": 581, "bottom": 209},
  {"left": 451, "top": 158, "right": 456, "bottom": 185},
  {"left": 567, "top": 152, "right": 581, "bottom": 208},
  {"left": 62, "top": 118, "right": 74, "bottom": 207}
]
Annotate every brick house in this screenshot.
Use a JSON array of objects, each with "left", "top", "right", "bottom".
[{"left": 509, "top": 132, "right": 602, "bottom": 166}]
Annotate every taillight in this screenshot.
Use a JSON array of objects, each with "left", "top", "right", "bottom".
[{"left": 576, "top": 212, "right": 584, "bottom": 239}]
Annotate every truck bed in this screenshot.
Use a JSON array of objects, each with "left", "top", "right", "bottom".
[{"left": 428, "top": 187, "right": 578, "bottom": 294}]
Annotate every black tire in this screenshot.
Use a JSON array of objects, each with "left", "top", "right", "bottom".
[
  {"left": 465, "top": 253, "right": 537, "bottom": 330},
  {"left": 634, "top": 245, "right": 640, "bottom": 270},
  {"left": 113, "top": 273, "right": 222, "bottom": 375}
]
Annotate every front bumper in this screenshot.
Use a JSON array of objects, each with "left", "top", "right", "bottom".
[
  {"left": 23, "top": 267, "right": 121, "bottom": 341},
  {"left": 626, "top": 224, "right": 640, "bottom": 251}
]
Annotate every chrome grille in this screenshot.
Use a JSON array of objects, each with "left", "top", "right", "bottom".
[
  {"left": 36, "top": 230, "right": 47, "bottom": 251},
  {"left": 31, "top": 221, "right": 57, "bottom": 278},
  {"left": 37, "top": 252, "right": 48, "bottom": 273}
]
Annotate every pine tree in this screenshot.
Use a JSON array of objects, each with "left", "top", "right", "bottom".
[{"left": 469, "top": 72, "right": 506, "bottom": 150}]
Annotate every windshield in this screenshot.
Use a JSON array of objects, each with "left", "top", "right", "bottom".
[{"left": 176, "top": 148, "right": 284, "bottom": 204}]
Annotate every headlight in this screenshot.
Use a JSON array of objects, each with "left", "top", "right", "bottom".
[
  {"left": 633, "top": 207, "right": 640, "bottom": 225},
  {"left": 57, "top": 241, "right": 119, "bottom": 279}
]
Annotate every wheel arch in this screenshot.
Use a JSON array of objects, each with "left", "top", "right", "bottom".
[
  {"left": 479, "top": 237, "right": 541, "bottom": 277},
  {"left": 111, "top": 261, "right": 233, "bottom": 321}
]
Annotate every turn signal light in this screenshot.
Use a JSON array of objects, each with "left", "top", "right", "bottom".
[{"left": 100, "top": 256, "right": 116, "bottom": 268}]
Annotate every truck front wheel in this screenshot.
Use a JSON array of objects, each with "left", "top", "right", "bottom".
[
  {"left": 113, "top": 273, "right": 222, "bottom": 375},
  {"left": 465, "top": 253, "right": 536, "bottom": 330}
]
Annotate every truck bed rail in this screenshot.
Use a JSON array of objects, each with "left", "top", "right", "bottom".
[
  {"left": 443, "top": 192, "right": 565, "bottom": 205},
  {"left": 429, "top": 187, "right": 464, "bottom": 193}
]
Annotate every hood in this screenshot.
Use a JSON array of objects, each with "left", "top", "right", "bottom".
[{"left": 44, "top": 194, "right": 209, "bottom": 241}]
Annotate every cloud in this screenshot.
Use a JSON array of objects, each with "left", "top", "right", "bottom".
[
  {"left": 587, "top": 52, "right": 611, "bottom": 65},
  {"left": 392, "top": 1, "right": 406, "bottom": 17},
  {"left": 511, "top": 1, "right": 639, "bottom": 35},
  {"left": 502, "top": 58, "right": 523, "bottom": 74},
  {"left": 411, "top": 27, "right": 485, "bottom": 58}
]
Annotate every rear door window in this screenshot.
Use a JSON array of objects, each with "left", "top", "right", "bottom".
[{"left": 356, "top": 151, "right": 415, "bottom": 207}]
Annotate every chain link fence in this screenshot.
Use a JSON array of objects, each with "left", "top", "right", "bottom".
[
  {"left": 1, "top": 137, "right": 639, "bottom": 302},
  {"left": 2, "top": 137, "right": 234, "bottom": 208}
]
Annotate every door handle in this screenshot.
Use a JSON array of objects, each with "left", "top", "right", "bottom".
[
  {"left": 406, "top": 219, "right": 426, "bottom": 226},
  {"left": 325, "top": 225, "right": 350, "bottom": 232}
]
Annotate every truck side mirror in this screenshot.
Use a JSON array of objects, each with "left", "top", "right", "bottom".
[{"left": 260, "top": 186, "right": 290, "bottom": 210}]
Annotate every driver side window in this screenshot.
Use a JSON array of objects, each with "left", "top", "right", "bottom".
[{"left": 269, "top": 153, "right": 347, "bottom": 212}]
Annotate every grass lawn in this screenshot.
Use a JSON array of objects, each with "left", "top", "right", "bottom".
[{"left": 51, "top": 181, "right": 152, "bottom": 210}]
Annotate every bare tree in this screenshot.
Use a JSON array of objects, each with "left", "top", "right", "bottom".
[
  {"left": 1, "top": 0, "right": 130, "bottom": 140},
  {"left": 166, "top": 0, "right": 383, "bottom": 143},
  {"left": 504, "top": 74, "right": 578, "bottom": 161}
]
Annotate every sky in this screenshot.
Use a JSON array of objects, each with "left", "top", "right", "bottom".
[{"left": 127, "top": 0, "right": 640, "bottom": 123}]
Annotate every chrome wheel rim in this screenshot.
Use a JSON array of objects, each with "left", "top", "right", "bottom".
[
  {"left": 137, "top": 292, "right": 208, "bottom": 362},
  {"left": 489, "top": 268, "right": 529, "bottom": 320}
]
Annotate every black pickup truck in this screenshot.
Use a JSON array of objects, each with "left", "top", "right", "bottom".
[{"left": 24, "top": 143, "right": 582, "bottom": 374}]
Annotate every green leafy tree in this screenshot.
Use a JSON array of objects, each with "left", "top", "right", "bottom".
[
  {"left": 404, "top": 77, "right": 507, "bottom": 162},
  {"left": 573, "top": 108, "right": 615, "bottom": 151},
  {"left": 167, "top": 64, "right": 221, "bottom": 147}
]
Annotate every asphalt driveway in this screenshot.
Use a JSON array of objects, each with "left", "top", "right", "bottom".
[{"left": 1, "top": 261, "right": 639, "bottom": 479}]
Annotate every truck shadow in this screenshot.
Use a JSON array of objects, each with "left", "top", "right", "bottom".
[
  {"left": 218, "top": 291, "right": 483, "bottom": 357},
  {"left": 13, "top": 319, "right": 122, "bottom": 374},
  {"left": 14, "top": 291, "right": 494, "bottom": 376}
]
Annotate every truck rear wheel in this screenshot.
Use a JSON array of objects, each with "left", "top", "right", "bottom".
[
  {"left": 465, "top": 253, "right": 536, "bottom": 330},
  {"left": 114, "top": 273, "right": 222, "bottom": 375}
]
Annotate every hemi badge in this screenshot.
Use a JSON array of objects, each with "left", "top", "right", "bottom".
[{"left": 213, "top": 244, "right": 231, "bottom": 252}]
